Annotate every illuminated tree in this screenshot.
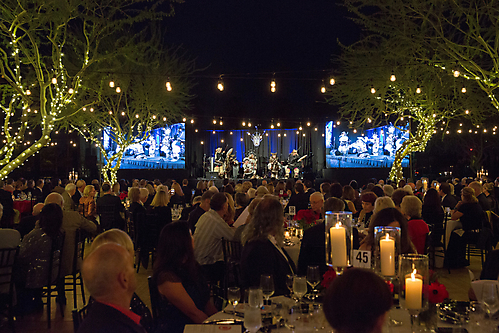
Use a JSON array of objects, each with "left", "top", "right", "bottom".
[
  {"left": 327, "top": 37, "right": 494, "bottom": 181},
  {"left": 0, "top": 0, "right": 181, "bottom": 179},
  {"left": 344, "top": 0, "right": 499, "bottom": 113},
  {"left": 69, "top": 46, "right": 195, "bottom": 184}
]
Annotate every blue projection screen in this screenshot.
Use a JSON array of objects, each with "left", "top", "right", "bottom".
[
  {"left": 102, "top": 123, "right": 185, "bottom": 169},
  {"left": 325, "top": 121, "right": 409, "bottom": 168}
]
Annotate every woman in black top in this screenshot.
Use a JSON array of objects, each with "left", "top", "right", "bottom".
[
  {"left": 152, "top": 222, "right": 216, "bottom": 333},
  {"left": 241, "top": 196, "right": 296, "bottom": 296},
  {"left": 421, "top": 188, "right": 445, "bottom": 244}
]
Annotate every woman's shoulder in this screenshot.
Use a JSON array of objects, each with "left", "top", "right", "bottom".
[{"left": 156, "top": 270, "right": 182, "bottom": 285}]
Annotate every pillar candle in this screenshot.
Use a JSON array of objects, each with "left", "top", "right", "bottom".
[
  {"left": 330, "top": 223, "right": 347, "bottom": 267},
  {"left": 380, "top": 233, "right": 395, "bottom": 276},
  {"left": 405, "top": 270, "right": 423, "bottom": 309}
]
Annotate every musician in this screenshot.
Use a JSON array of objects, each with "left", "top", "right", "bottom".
[
  {"left": 214, "top": 147, "right": 224, "bottom": 166},
  {"left": 222, "top": 149, "right": 237, "bottom": 179},
  {"left": 243, "top": 153, "right": 257, "bottom": 179},
  {"left": 287, "top": 150, "right": 304, "bottom": 179},
  {"left": 268, "top": 153, "right": 281, "bottom": 179}
]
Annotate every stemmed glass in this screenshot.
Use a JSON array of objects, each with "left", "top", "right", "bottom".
[
  {"left": 306, "top": 266, "right": 321, "bottom": 299},
  {"left": 293, "top": 276, "right": 307, "bottom": 303},
  {"left": 227, "top": 287, "right": 240, "bottom": 313},
  {"left": 248, "top": 287, "right": 263, "bottom": 309},
  {"left": 260, "top": 275, "right": 275, "bottom": 305}
]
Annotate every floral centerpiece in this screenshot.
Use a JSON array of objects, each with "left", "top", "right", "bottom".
[{"left": 320, "top": 267, "right": 337, "bottom": 289}]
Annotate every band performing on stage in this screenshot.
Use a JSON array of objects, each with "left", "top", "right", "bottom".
[{"left": 210, "top": 147, "right": 307, "bottom": 179}]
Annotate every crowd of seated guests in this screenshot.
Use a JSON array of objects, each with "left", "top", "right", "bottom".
[{"left": 1, "top": 174, "right": 499, "bottom": 332}]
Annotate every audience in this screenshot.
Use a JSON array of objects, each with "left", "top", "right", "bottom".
[
  {"left": 187, "top": 190, "right": 215, "bottom": 233},
  {"left": 79, "top": 185, "right": 97, "bottom": 221},
  {"left": 358, "top": 191, "right": 377, "bottom": 228},
  {"left": 400, "top": 196, "right": 429, "bottom": 254},
  {"left": 294, "top": 192, "right": 324, "bottom": 224},
  {"left": 422, "top": 188, "right": 444, "bottom": 244},
  {"left": 96, "top": 183, "right": 126, "bottom": 230}
]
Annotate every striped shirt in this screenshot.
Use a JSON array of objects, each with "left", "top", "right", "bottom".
[{"left": 193, "top": 209, "right": 235, "bottom": 265}]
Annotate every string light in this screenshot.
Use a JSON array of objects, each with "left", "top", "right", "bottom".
[
  {"left": 26, "top": 90, "right": 31, "bottom": 95},
  {"left": 190, "top": 119, "right": 194, "bottom": 124},
  {"left": 242, "top": 121, "right": 246, "bottom": 126},
  {"left": 461, "top": 87, "right": 467, "bottom": 93},
  {"left": 270, "top": 78, "right": 276, "bottom": 93},
  {"left": 307, "top": 122, "right": 311, "bottom": 126},
  {"left": 416, "top": 86, "right": 421, "bottom": 94},
  {"left": 213, "top": 119, "right": 217, "bottom": 125},
  {"left": 68, "top": 88, "right": 74, "bottom": 94},
  {"left": 329, "top": 77, "right": 335, "bottom": 85},
  {"left": 371, "top": 87, "right": 376, "bottom": 94},
  {"left": 248, "top": 122, "right": 251, "bottom": 127},
  {"left": 166, "top": 79, "right": 172, "bottom": 91},
  {"left": 109, "top": 81, "right": 115, "bottom": 88},
  {"left": 52, "top": 78, "right": 57, "bottom": 84},
  {"left": 277, "top": 122, "right": 281, "bottom": 127},
  {"left": 217, "top": 76, "right": 224, "bottom": 91},
  {"left": 390, "top": 72, "right": 396, "bottom": 81},
  {"left": 453, "top": 70, "right": 460, "bottom": 78},
  {"left": 116, "top": 87, "right": 121, "bottom": 93},
  {"left": 182, "top": 118, "right": 186, "bottom": 122},
  {"left": 321, "top": 80, "right": 326, "bottom": 93},
  {"left": 465, "top": 110, "right": 469, "bottom": 114}
]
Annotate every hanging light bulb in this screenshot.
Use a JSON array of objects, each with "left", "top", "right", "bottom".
[
  {"left": 465, "top": 109, "right": 470, "bottom": 114},
  {"left": 68, "top": 88, "right": 74, "bottom": 94},
  {"left": 321, "top": 80, "right": 326, "bottom": 93},
  {"left": 26, "top": 90, "right": 31, "bottom": 95},
  {"left": 213, "top": 119, "right": 217, "bottom": 125},
  {"left": 329, "top": 77, "right": 335, "bottom": 85},
  {"left": 217, "top": 76, "right": 224, "bottom": 91},
  {"left": 190, "top": 119, "right": 194, "bottom": 124},
  {"left": 116, "top": 87, "right": 121, "bottom": 93},
  {"left": 248, "top": 122, "right": 251, "bottom": 127},
  {"left": 461, "top": 87, "right": 467, "bottom": 93},
  {"left": 371, "top": 87, "right": 376, "bottom": 94},
  {"left": 52, "top": 77, "right": 57, "bottom": 84},
  {"left": 166, "top": 79, "right": 172, "bottom": 91},
  {"left": 242, "top": 121, "right": 246, "bottom": 126},
  {"left": 109, "top": 81, "right": 115, "bottom": 88},
  {"left": 390, "top": 72, "right": 396, "bottom": 81},
  {"left": 277, "top": 122, "right": 281, "bottom": 127},
  {"left": 182, "top": 118, "right": 186, "bottom": 122},
  {"left": 270, "top": 79, "right": 276, "bottom": 93},
  {"left": 453, "top": 70, "right": 460, "bottom": 78},
  {"left": 416, "top": 86, "right": 421, "bottom": 94},
  {"left": 271, "top": 124, "right": 275, "bottom": 129},
  {"left": 307, "top": 122, "right": 311, "bottom": 127}
]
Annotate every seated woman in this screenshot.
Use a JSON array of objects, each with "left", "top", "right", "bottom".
[
  {"left": 148, "top": 185, "right": 173, "bottom": 232},
  {"left": 358, "top": 191, "right": 377, "bottom": 228},
  {"left": 400, "top": 196, "right": 429, "bottom": 254},
  {"left": 421, "top": 188, "right": 444, "bottom": 244},
  {"left": 169, "top": 182, "right": 185, "bottom": 207},
  {"left": 152, "top": 222, "right": 217, "bottom": 333},
  {"left": 88, "top": 229, "right": 153, "bottom": 332},
  {"left": 240, "top": 195, "right": 296, "bottom": 296},
  {"left": 16, "top": 203, "right": 64, "bottom": 313},
  {"left": 446, "top": 187, "right": 486, "bottom": 268},
  {"left": 359, "top": 207, "right": 415, "bottom": 254},
  {"left": 79, "top": 185, "right": 97, "bottom": 221}
]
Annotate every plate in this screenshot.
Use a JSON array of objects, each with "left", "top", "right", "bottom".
[{"left": 437, "top": 301, "right": 470, "bottom": 324}]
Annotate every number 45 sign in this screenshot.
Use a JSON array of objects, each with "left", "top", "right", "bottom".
[{"left": 352, "top": 250, "right": 371, "bottom": 268}]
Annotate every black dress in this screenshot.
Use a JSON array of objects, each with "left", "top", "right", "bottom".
[
  {"left": 153, "top": 271, "right": 210, "bottom": 333},
  {"left": 421, "top": 204, "right": 444, "bottom": 244}
]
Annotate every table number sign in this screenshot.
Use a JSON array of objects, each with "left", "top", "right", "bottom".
[
  {"left": 289, "top": 206, "right": 296, "bottom": 216},
  {"left": 352, "top": 250, "right": 371, "bottom": 268}
]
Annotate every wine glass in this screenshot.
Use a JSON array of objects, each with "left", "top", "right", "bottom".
[
  {"left": 248, "top": 287, "right": 263, "bottom": 309},
  {"left": 481, "top": 281, "right": 499, "bottom": 317},
  {"left": 293, "top": 276, "right": 307, "bottom": 303},
  {"left": 244, "top": 307, "right": 262, "bottom": 333},
  {"left": 228, "top": 287, "right": 241, "bottom": 312},
  {"left": 286, "top": 274, "right": 294, "bottom": 295},
  {"left": 467, "top": 301, "right": 494, "bottom": 333},
  {"left": 306, "top": 266, "right": 321, "bottom": 299},
  {"left": 260, "top": 275, "right": 275, "bottom": 305}
]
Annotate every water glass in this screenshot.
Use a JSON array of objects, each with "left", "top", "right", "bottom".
[
  {"left": 248, "top": 287, "right": 263, "bottom": 309},
  {"left": 244, "top": 307, "right": 262, "bottom": 333},
  {"left": 306, "top": 266, "right": 321, "bottom": 298},
  {"left": 293, "top": 276, "right": 307, "bottom": 302},
  {"left": 467, "top": 301, "right": 494, "bottom": 333},
  {"left": 481, "top": 281, "right": 499, "bottom": 317}
]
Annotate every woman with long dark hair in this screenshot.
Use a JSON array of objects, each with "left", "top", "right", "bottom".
[
  {"left": 422, "top": 188, "right": 444, "bottom": 244},
  {"left": 152, "top": 222, "right": 216, "bottom": 333}
]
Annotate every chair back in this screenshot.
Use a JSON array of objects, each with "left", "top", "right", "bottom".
[
  {"left": 0, "top": 247, "right": 19, "bottom": 295},
  {"left": 222, "top": 238, "right": 243, "bottom": 293},
  {"left": 125, "top": 209, "right": 135, "bottom": 242},
  {"left": 222, "top": 238, "right": 242, "bottom": 263},
  {"left": 72, "top": 302, "right": 91, "bottom": 332},
  {"left": 48, "top": 232, "right": 66, "bottom": 285},
  {"left": 72, "top": 229, "right": 86, "bottom": 274},
  {"left": 98, "top": 204, "right": 121, "bottom": 230},
  {"left": 148, "top": 276, "right": 162, "bottom": 326}
]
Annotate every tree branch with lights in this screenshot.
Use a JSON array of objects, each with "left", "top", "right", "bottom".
[
  {"left": 68, "top": 44, "right": 195, "bottom": 184},
  {"left": 0, "top": 0, "right": 182, "bottom": 179},
  {"left": 326, "top": 36, "right": 494, "bottom": 181}
]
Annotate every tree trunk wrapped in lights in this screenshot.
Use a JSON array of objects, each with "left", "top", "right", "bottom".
[
  {"left": 0, "top": 0, "right": 182, "bottom": 179},
  {"left": 326, "top": 37, "right": 493, "bottom": 182}
]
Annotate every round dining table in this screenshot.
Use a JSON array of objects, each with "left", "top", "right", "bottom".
[{"left": 13, "top": 200, "right": 33, "bottom": 214}]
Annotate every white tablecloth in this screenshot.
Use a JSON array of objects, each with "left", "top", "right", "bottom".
[{"left": 283, "top": 238, "right": 301, "bottom": 266}]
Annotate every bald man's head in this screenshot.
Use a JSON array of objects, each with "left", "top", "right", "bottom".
[
  {"left": 310, "top": 192, "right": 324, "bottom": 213},
  {"left": 82, "top": 243, "right": 136, "bottom": 303},
  {"left": 44, "top": 192, "right": 64, "bottom": 208},
  {"left": 32, "top": 203, "right": 44, "bottom": 216}
]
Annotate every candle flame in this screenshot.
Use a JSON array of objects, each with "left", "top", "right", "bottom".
[
  {"left": 335, "top": 222, "right": 342, "bottom": 228},
  {"left": 411, "top": 269, "right": 417, "bottom": 281},
  {"left": 385, "top": 233, "right": 390, "bottom": 241}
]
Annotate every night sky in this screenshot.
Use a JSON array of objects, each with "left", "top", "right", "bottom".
[{"left": 164, "top": 0, "right": 360, "bottom": 126}]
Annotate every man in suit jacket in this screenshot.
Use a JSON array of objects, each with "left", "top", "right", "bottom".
[
  {"left": 96, "top": 183, "right": 125, "bottom": 230},
  {"left": 440, "top": 182, "right": 458, "bottom": 210},
  {"left": 0, "top": 182, "right": 14, "bottom": 228},
  {"left": 32, "top": 179, "right": 44, "bottom": 203},
  {"left": 469, "top": 181, "right": 492, "bottom": 211},
  {"left": 285, "top": 182, "right": 309, "bottom": 214},
  {"left": 62, "top": 183, "right": 78, "bottom": 211},
  {"left": 72, "top": 179, "right": 86, "bottom": 207},
  {"left": 78, "top": 243, "right": 146, "bottom": 333}
]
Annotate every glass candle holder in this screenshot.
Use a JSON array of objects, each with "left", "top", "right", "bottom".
[
  {"left": 399, "top": 254, "right": 429, "bottom": 330},
  {"left": 325, "top": 211, "right": 353, "bottom": 275},
  {"left": 374, "top": 226, "right": 401, "bottom": 278}
]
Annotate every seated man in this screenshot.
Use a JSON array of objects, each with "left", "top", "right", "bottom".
[
  {"left": 293, "top": 192, "right": 324, "bottom": 225},
  {"left": 324, "top": 268, "right": 392, "bottom": 333},
  {"left": 78, "top": 243, "right": 146, "bottom": 333}
]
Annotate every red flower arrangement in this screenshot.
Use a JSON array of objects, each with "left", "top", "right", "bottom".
[
  {"left": 321, "top": 267, "right": 337, "bottom": 289},
  {"left": 386, "top": 280, "right": 394, "bottom": 294},
  {"left": 428, "top": 282, "right": 449, "bottom": 304},
  {"left": 119, "top": 192, "right": 128, "bottom": 201}
]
